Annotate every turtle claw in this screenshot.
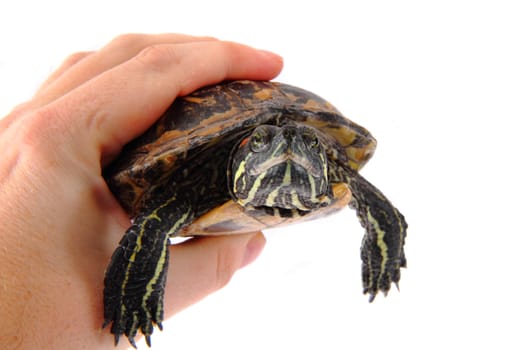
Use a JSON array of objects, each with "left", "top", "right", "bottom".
[
  {"left": 113, "top": 333, "right": 120, "bottom": 347},
  {"left": 394, "top": 281, "right": 400, "bottom": 292},
  {"left": 128, "top": 337, "right": 137, "bottom": 349},
  {"left": 367, "top": 292, "right": 377, "bottom": 303},
  {"left": 102, "top": 290, "right": 163, "bottom": 348},
  {"left": 361, "top": 233, "right": 404, "bottom": 302},
  {"left": 362, "top": 262, "right": 401, "bottom": 302},
  {"left": 102, "top": 305, "right": 160, "bottom": 348}
]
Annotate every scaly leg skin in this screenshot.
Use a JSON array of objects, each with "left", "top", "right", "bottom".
[
  {"left": 103, "top": 196, "right": 192, "bottom": 348},
  {"left": 348, "top": 171, "right": 408, "bottom": 302}
]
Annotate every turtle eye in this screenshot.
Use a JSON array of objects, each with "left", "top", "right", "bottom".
[
  {"left": 250, "top": 129, "right": 269, "bottom": 152},
  {"left": 303, "top": 131, "right": 320, "bottom": 149},
  {"left": 309, "top": 135, "right": 319, "bottom": 148}
]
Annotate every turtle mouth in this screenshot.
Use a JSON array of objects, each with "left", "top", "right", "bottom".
[{"left": 248, "top": 152, "right": 322, "bottom": 177}]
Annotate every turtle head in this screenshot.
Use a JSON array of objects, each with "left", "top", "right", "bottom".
[{"left": 229, "top": 124, "right": 330, "bottom": 212}]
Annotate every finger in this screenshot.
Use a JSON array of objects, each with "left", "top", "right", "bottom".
[
  {"left": 35, "top": 51, "right": 94, "bottom": 93},
  {"left": 164, "top": 232, "right": 266, "bottom": 315},
  {"left": 2, "top": 50, "right": 91, "bottom": 128},
  {"left": 32, "top": 33, "right": 218, "bottom": 107},
  {"left": 42, "top": 40, "right": 283, "bottom": 168}
]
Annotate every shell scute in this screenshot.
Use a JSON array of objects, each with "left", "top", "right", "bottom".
[{"left": 105, "top": 80, "right": 377, "bottom": 220}]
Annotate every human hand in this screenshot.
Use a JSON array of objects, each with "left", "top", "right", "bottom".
[{"left": 0, "top": 34, "right": 282, "bottom": 349}]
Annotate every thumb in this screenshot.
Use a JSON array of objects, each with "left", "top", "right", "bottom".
[{"left": 164, "top": 232, "right": 266, "bottom": 316}]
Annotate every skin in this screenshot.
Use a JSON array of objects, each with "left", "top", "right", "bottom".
[{"left": 0, "top": 33, "right": 283, "bottom": 350}]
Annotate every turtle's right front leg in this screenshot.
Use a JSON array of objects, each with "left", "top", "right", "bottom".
[{"left": 103, "top": 197, "right": 192, "bottom": 348}]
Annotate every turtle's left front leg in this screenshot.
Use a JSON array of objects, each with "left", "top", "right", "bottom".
[
  {"left": 347, "top": 170, "right": 408, "bottom": 302},
  {"left": 103, "top": 196, "right": 193, "bottom": 348}
]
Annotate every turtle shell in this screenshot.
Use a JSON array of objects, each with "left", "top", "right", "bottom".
[{"left": 105, "top": 80, "right": 377, "bottom": 234}]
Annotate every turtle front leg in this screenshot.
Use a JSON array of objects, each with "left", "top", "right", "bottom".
[
  {"left": 347, "top": 171, "right": 408, "bottom": 302},
  {"left": 103, "top": 197, "right": 192, "bottom": 348}
]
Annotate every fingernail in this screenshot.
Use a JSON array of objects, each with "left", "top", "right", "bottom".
[
  {"left": 258, "top": 49, "right": 283, "bottom": 62},
  {"left": 241, "top": 233, "right": 266, "bottom": 268}
]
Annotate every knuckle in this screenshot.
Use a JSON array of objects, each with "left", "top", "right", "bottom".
[
  {"left": 0, "top": 108, "right": 55, "bottom": 176},
  {"left": 216, "top": 40, "right": 242, "bottom": 60},
  {"left": 1, "top": 103, "right": 31, "bottom": 128},
  {"left": 109, "top": 33, "right": 149, "bottom": 49},
  {"left": 17, "top": 108, "right": 54, "bottom": 143},
  {"left": 207, "top": 40, "right": 233, "bottom": 63},
  {"left": 196, "top": 35, "right": 219, "bottom": 42},
  {"left": 15, "top": 106, "right": 68, "bottom": 148},
  {"left": 63, "top": 51, "right": 92, "bottom": 67},
  {"left": 134, "top": 44, "right": 183, "bottom": 72},
  {"left": 208, "top": 41, "right": 241, "bottom": 78}
]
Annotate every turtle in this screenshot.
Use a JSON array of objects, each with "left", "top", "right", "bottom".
[{"left": 102, "top": 80, "right": 408, "bottom": 348}]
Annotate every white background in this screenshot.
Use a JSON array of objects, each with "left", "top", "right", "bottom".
[{"left": 1, "top": 1, "right": 524, "bottom": 349}]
